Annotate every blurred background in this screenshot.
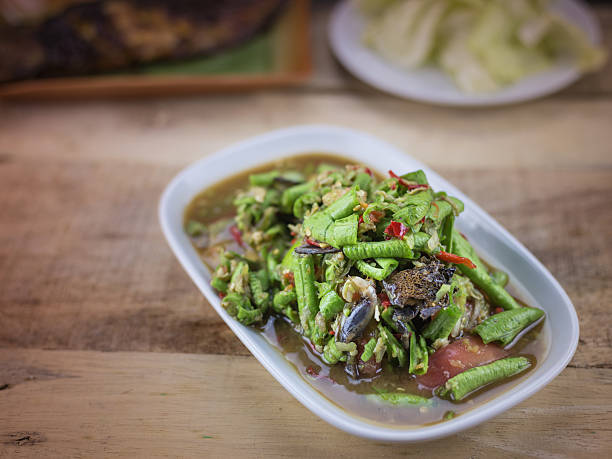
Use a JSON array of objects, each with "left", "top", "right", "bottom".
[{"left": 0, "top": 0, "right": 608, "bottom": 99}]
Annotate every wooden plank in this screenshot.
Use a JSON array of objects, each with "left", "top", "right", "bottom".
[
  {"left": 0, "top": 95, "right": 610, "bottom": 368},
  {"left": 0, "top": 349, "right": 610, "bottom": 458},
  {"left": 308, "top": 4, "right": 612, "bottom": 95},
  {"left": 1, "top": 93, "right": 611, "bottom": 169}
]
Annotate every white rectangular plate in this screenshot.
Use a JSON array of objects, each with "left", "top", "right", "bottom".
[{"left": 159, "top": 125, "right": 578, "bottom": 442}]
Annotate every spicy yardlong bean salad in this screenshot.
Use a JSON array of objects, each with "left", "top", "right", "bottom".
[{"left": 185, "top": 158, "right": 545, "bottom": 414}]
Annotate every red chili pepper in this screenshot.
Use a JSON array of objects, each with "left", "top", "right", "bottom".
[
  {"left": 283, "top": 271, "right": 295, "bottom": 284},
  {"left": 229, "top": 225, "right": 244, "bottom": 247},
  {"left": 384, "top": 221, "right": 408, "bottom": 239},
  {"left": 389, "top": 181, "right": 397, "bottom": 190},
  {"left": 364, "top": 167, "right": 374, "bottom": 177},
  {"left": 329, "top": 330, "right": 335, "bottom": 336},
  {"left": 378, "top": 291, "right": 391, "bottom": 309},
  {"left": 435, "top": 251, "right": 477, "bottom": 269},
  {"left": 218, "top": 292, "right": 226, "bottom": 299},
  {"left": 388, "top": 170, "right": 430, "bottom": 190},
  {"left": 306, "top": 366, "right": 319, "bottom": 377},
  {"left": 305, "top": 237, "right": 324, "bottom": 248},
  {"left": 418, "top": 216, "right": 426, "bottom": 225},
  {"left": 370, "top": 210, "right": 385, "bottom": 223},
  {"left": 494, "top": 307, "right": 504, "bottom": 314},
  {"left": 432, "top": 201, "right": 440, "bottom": 218}
]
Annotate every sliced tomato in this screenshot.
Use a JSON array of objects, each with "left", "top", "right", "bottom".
[{"left": 416, "top": 334, "right": 508, "bottom": 390}]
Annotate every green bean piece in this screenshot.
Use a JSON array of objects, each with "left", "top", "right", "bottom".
[
  {"left": 378, "top": 324, "right": 407, "bottom": 367},
  {"left": 440, "top": 213, "right": 455, "bottom": 251},
  {"left": 421, "top": 302, "right": 462, "bottom": 343},
  {"left": 344, "top": 240, "right": 415, "bottom": 260},
  {"left": 355, "top": 257, "right": 398, "bottom": 280},
  {"left": 380, "top": 306, "right": 397, "bottom": 331},
  {"left": 426, "top": 197, "right": 464, "bottom": 227},
  {"left": 413, "top": 231, "right": 431, "bottom": 252},
  {"left": 324, "top": 253, "right": 349, "bottom": 284},
  {"left": 370, "top": 387, "right": 433, "bottom": 406},
  {"left": 237, "top": 306, "right": 263, "bottom": 325},
  {"left": 353, "top": 172, "right": 372, "bottom": 195},
  {"left": 263, "top": 188, "right": 281, "bottom": 207},
  {"left": 272, "top": 289, "right": 296, "bottom": 312},
  {"left": 409, "top": 334, "right": 429, "bottom": 375},
  {"left": 304, "top": 211, "right": 333, "bottom": 242},
  {"left": 211, "top": 277, "right": 228, "bottom": 293},
  {"left": 360, "top": 338, "right": 377, "bottom": 362},
  {"left": 310, "top": 312, "right": 328, "bottom": 346},
  {"left": 393, "top": 191, "right": 433, "bottom": 226},
  {"left": 323, "top": 338, "right": 345, "bottom": 365},
  {"left": 451, "top": 229, "right": 520, "bottom": 310},
  {"left": 293, "top": 254, "right": 319, "bottom": 335},
  {"left": 293, "top": 191, "right": 320, "bottom": 219},
  {"left": 474, "top": 307, "right": 545, "bottom": 346},
  {"left": 490, "top": 270, "right": 509, "bottom": 287},
  {"left": 437, "top": 357, "right": 532, "bottom": 401},
  {"left": 185, "top": 220, "right": 206, "bottom": 237},
  {"left": 249, "top": 170, "right": 279, "bottom": 187},
  {"left": 280, "top": 240, "right": 300, "bottom": 273},
  {"left": 228, "top": 261, "right": 249, "bottom": 295},
  {"left": 319, "top": 290, "right": 345, "bottom": 321},
  {"left": 401, "top": 169, "right": 428, "bottom": 185},
  {"left": 325, "top": 186, "right": 360, "bottom": 220},
  {"left": 266, "top": 250, "right": 281, "bottom": 283},
  {"left": 281, "top": 182, "right": 313, "bottom": 213},
  {"left": 325, "top": 214, "right": 359, "bottom": 247},
  {"left": 222, "top": 293, "right": 262, "bottom": 325},
  {"left": 251, "top": 270, "right": 270, "bottom": 309}
]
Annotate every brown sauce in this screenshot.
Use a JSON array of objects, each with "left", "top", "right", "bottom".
[{"left": 184, "top": 153, "right": 551, "bottom": 426}]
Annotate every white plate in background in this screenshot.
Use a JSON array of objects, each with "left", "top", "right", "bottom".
[
  {"left": 159, "top": 125, "right": 578, "bottom": 441},
  {"left": 329, "top": 0, "right": 602, "bottom": 106}
]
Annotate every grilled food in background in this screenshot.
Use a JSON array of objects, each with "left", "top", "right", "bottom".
[{"left": 0, "top": 0, "right": 287, "bottom": 83}]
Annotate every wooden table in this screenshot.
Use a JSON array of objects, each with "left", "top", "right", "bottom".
[{"left": 1, "top": 4, "right": 611, "bottom": 458}]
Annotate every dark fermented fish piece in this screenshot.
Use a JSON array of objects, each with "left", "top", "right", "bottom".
[
  {"left": 0, "top": 0, "right": 285, "bottom": 82},
  {"left": 339, "top": 297, "right": 374, "bottom": 343},
  {"left": 383, "top": 258, "right": 455, "bottom": 308},
  {"left": 294, "top": 244, "right": 341, "bottom": 255}
]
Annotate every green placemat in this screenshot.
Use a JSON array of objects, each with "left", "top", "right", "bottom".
[{"left": 134, "top": 32, "right": 274, "bottom": 76}]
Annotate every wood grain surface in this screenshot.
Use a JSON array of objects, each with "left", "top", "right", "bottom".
[{"left": 1, "top": 2, "right": 611, "bottom": 458}]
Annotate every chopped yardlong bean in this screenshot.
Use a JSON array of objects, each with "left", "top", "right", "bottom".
[
  {"left": 282, "top": 182, "right": 313, "bottom": 213},
  {"left": 319, "top": 290, "right": 345, "bottom": 321},
  {"left": 378, "top": 324, "right": 407, "bottom": 367},
  {"left": 355, "top": 257, "right": 398, "bottom": 280},
  {"left": 409, "top": 333, "right": 429, "bottom": 375},
  {"left": 370, "top": 387, "right": 433, "bottom": 406},
  {"left": 422, "top": 287, "right": 463, "bottom": 343},
  {"left": 451, "top": 229, "right": 520, "bottom": 310},
  {"left": 475, "top": 307, "right": 545, "bottom": 345},
  {"left": 490, "top": 270, "right": 509, "bottom": 287},
  {"left": 293, "top": 254, "right": 319, "bottom": 335},
  {"left": 437, "top": 357, "right": 532, "bottom": 400},
  {"left": 360, "top": 338, "right": 377, "bottom": 362},
  {"left": 344, "top": 240, "right": 415, "bottom": 260},
  {"left": 326, "top": 214, "right": 358, "bottom": 247}
]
